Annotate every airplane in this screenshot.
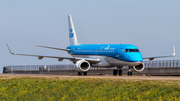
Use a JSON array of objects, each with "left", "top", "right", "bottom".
[{"left": 7, "top": 15, "right": 176, "bottom": 76}]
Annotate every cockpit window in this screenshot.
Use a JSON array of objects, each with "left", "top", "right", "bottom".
[
  {"left": 129, "top": 49, "right": 135, "bottom": 52},
  {"left": 124, "top": 49, "right": 128, "bottom": 52},
  {"left": 124, "top": 49, "right": 140, "bottom": 52},
  {"left": 134, "top": 49, "right": 140, "bottom": 52}
]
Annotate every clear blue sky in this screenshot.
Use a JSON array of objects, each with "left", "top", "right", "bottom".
[{"left": 0, "top": 0, "right": 180, "bottom": 73}]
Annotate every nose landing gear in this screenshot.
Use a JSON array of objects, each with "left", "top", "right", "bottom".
[{"left": 127, "top": 67, "right": 132, "bottom": 76}]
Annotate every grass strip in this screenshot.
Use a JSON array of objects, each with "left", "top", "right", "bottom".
[{"left": 0, "top": 77, "right": 180, "bottom": 101}]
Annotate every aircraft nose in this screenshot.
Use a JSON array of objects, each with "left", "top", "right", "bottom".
[
  {"left": 127, "top": 54, "right": 143, "bottom": 62},
  {"left": 130, "top": 58, "right": 143, "bottom": 62}
]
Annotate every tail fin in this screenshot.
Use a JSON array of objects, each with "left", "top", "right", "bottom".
[{"left": 68, "top": 15, "right": 78, "bottom": 46}]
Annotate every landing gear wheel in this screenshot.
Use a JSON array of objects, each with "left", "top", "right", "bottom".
[
  {"left": 113, "top": 69, "right": 118, "bottom": 76},
  {"left": 130, "top": 72, "right": 132, "bottom": 76},
  {"left": 127, "top": 71, "right": 130, "bottom": 76},
  {"left": 83, "top": 72, "right": 87, "bottom": 75},
  {"left": 118, "top": 69, "right": 122, "bottom": 76},
  {"left": 78, "top": 72, "right": 82, "bottom": 76},
  {"left": 127, "top": 71, "right": 132, "bottom": 76}
]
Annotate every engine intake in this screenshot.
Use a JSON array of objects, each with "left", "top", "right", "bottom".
[
  {"left": 75, "top": 60, "right": 91, "bottom": 72},
  {"left": 133, "top": 63, "right": 145, "bottom": 72}
]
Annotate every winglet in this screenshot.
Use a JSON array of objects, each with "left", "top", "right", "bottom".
[
  {"left": 6, "top": 43, "right": 16, "bottom": 55},
  {"left": 173, "top": 45, "right": 176, "bottom": 56}
]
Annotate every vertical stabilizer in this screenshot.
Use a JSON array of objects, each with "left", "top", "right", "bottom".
[{"left": 68, "top": 15, "right": 78, "bottom": 46}]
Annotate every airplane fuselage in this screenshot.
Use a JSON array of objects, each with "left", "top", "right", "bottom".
[{"left": 67, "top": 44, "right": 143, "bottom": 67}]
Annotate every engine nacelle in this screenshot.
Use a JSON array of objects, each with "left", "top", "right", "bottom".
[
  {"left": 133, "top": 63, "right": 145, "bottom": 72},
  {"left": 75, "top": 60, "right": 91, "bottom": 72}
]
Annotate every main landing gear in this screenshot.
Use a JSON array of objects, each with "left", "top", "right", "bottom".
[
  {"left": 78, "top": 72, "right": 87, "bottom": 76},
  {"left": 113, "top": 67, "right": 122, "bottom": 76}
]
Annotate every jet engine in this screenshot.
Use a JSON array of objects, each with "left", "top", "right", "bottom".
[
  {"left": 133, "top": 63, "right": 145, "bottom": 72},
  {"left": 75, "top": 60, "right": 91, "bottom": 72}
]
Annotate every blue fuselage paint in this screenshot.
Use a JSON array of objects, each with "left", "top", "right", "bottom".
[{"left": 67, "top": 44, "right": 143, "bottom": 62}]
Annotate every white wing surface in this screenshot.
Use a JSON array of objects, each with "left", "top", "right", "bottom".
[
  {"left": 35, "top": 45, "right": 70, "bottom": 51},
  {"left": 6, "top": 44, "right": 101, "bottom": 63},
  {"left": 143, "top": 46, "right": 176, "bottom": 60}
]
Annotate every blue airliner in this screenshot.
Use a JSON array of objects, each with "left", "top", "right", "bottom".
[{"left": 7, "top": 15, "right": 176, "bottom": 76}]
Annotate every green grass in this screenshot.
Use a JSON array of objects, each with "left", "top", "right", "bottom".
[{"left": 0, "top": 77, "right": 180, "bottom": 101}]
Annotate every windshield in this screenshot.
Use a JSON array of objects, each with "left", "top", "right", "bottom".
[{"left": 124, "top": 49, "right": 140, "bottom": 52}]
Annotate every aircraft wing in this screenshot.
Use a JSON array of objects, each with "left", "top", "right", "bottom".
[
  {"left": 35, "top": 45, "right": 70, "bottom": 51},
  {"left": 143, "top": 46, "right": 176, "bottom": 60},
  {"left": 6, "top": 44, "right": 101, "bottom": 63}
]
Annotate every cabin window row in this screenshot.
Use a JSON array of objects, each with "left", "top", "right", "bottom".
[{"left": 74, "top": 50, "right": 114, "bottom": 52}]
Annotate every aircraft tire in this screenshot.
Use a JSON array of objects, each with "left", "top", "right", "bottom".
[
  {"left": 118, "top": 70, "right": 122, "bottom": 76},
  {"left": 78, "top": 72, "right": 82, "bottom": 76},
  {"left": 83, "top": 72, "right": 87, "bottom": 75},
  {"left": 130, "top": 72, "right": 132, "bottom": 76},
  {"left": 113, "top": 69, "right": 118, "bottom": 76},
  {"left": 127, "top": 71, "right": 130, "bottom": 76}
]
